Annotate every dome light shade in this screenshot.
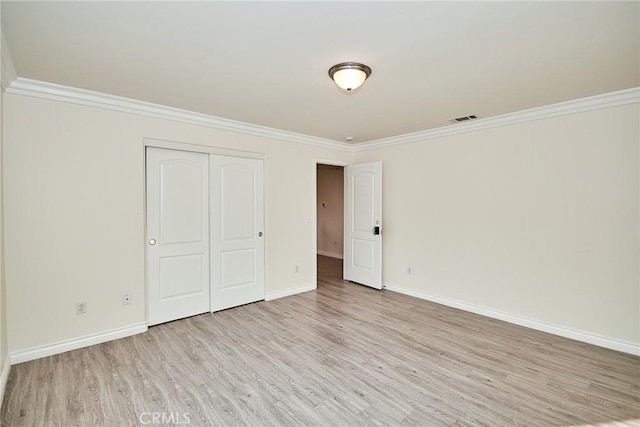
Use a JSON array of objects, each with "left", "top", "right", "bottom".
[{"left": 328, "top": 62, "right": 372, "bottom": 91}]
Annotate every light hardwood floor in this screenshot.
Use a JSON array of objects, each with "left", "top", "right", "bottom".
[{"left": 2, "top": 256, "right": 639, "bottom": 426}]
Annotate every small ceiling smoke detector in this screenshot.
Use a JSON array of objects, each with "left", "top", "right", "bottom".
[
  {"left": 451, "top": 114, "right": 478, "bottom": 123},
  {"left": 345, "top": 136, "right": 355, "bottom": 142}
]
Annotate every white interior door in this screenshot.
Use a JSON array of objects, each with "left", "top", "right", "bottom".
[
  {"left": 210, "top": 155, "right": 265, "bottom": 312},
  {"left": 146, "top": 147, "right": 210, "bottom": 326},
  {"left": 344, "top": 161, "right": 382, "bottom": 289}
]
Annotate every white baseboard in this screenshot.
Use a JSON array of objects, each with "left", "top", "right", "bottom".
[
  {"left": 0, "top": 356, "right": 10, "bottom": 408},
  {"left": 317, "top": 250, "right": 343, "bottom": 260},
  {"left": 384, "top": 283, "right": 640, "bottom": 356},
  {"left": 265, "top": 283, "right": 316, "bottom": 301},
  {"left": 10, "top": 322, "right": 148, "bottom": 365}
]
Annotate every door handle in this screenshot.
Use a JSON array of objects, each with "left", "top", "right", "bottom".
[
  {"left": 149, "top": 239, "right": 156, "bottom": 245},
  {"left": 373, "top": 226, "right": 380, "bottom": 235}
]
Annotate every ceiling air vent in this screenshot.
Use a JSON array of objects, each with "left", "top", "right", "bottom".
[{"left": 451, "top": 114, "right": 478, "bottom": 123}]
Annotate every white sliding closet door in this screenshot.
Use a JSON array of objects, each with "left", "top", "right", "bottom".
[
  {"left": 146, "top": 147, "right": 211, "bottom": 326},
  {"left": 210, "top": 155, "right": 265, "bottom": 312}
]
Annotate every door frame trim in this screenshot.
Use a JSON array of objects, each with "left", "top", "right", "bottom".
[
  {"left": 313, "top": 158, "right": 349, "bottom": 289},
  {"left": 144, "top": 137, "right": 265, "bottom": 159},
  {"left": 143, "top": 138, "right": 266, "bottom": 325}
]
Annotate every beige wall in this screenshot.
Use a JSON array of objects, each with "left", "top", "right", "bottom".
[
  {"left": 0, "top": 70, "right": 6, "bottom": 371},
  {"left": 2, "top": 86, "right": 638, "bottom": 357},
  {"left": 0, "top": 14, "right": 10, "bottom": 392},
  {"left": 3, "top": 94, "right": 352, "bottom": 353},
  {"left": 317, "top": 166, "right": 344, "bottom": 258},
  {"left": 355, "top": 103, "right": 640, "bottom": 346}
]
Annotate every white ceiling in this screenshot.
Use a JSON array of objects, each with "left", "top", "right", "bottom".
[{"left": 2, "top": 1, "right": 638, "bottom": 143}]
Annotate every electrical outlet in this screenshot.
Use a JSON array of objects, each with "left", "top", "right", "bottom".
[
  {"left": 76, "top": 301, "right": 87, "bottom": 315},
  {"left": 123, "top": 292, "right": 131, "bottom": 305},
  {"left": 407, "top": 266, "right": 412, "bottom": 274}
]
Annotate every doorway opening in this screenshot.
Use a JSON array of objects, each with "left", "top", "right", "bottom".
[
  {"left": 316, "top": 163, "right": 345, "bottom": 285},
  {"left": 313, "top": 160, "right": 382, "bottom": 290}
]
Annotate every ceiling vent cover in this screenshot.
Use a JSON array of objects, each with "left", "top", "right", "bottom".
[{"left": 451, "top": 114, "right": 478, "bottom": 123}]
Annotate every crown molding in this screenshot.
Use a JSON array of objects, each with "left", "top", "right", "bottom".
[
  {"left": 1, "top": 35, "right": 18, "bottom": 91},
  {"left": 353, "top": 87, "right": 640, "bottom": 152},
  {"left": 5, "top": 77, "right": 353, "bottom": 152},
  {"left": 5, "top": 77, "right": 638, "bottom": 153}
]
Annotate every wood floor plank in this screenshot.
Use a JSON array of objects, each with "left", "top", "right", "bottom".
[{"left": 2, "top": 255, "right": 639, "bottom": 426}]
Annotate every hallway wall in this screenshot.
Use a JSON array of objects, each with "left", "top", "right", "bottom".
[{"left": 317, "top": 165, "right": 344, "bottom": 259}]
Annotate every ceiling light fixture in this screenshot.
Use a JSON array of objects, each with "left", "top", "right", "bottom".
[{"left": 328, "top": 62, "right": 372, "bottom": 91}]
